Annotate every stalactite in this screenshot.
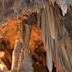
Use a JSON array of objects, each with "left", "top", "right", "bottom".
[
  {"left": 23, "top": 24, "right": 33, "bottom": 72},
  {"left": 46, "top": 8, "right": 53, "bottom": 72},
  {"left": 41, "top": 8, "right": 46, "bottom": 46},
  {"left": 46, "top": 3, "right": 56, "bottom": 40},
  {"left": 18, "top": 24, "right": 33, "bottom": 72},
  {"left": 53, "top": 4, "right": 65, "bottom": 72},
  {"left": 40, "top": 4, "right": 53, "bottom": 72},
  {"left": 0, "top": 1, "right": 72, "bottom": 72},
  {"left": 37, "top": 12, "right": 41, "bottom": 29},
  {"left": 54, "top": 4, "right": 72, "bottom": 72}
]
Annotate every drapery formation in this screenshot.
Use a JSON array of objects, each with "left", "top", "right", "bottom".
[{"left": 0, "top": 0, "right": 72, "bottom": 72}]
